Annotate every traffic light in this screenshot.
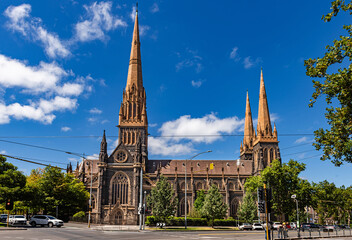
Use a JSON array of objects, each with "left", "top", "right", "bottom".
[
  {"left": 5, "top": 199, "right": 13, "bottom": 210},
  {"left": 257, "top": 187, "right": 264, "bottom": 202},
  {"left": 266, "top": 188, "right": 272, "bottom": 213},
  {"left": 258, "top": 201, "right": 265, "bottom": 213}
]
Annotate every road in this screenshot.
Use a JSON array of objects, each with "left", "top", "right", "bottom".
[{"left": 1, "top": 226, "right": 352, "bottom": 240}]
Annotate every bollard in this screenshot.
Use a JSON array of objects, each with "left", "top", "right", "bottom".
[
  {"left": 328, "top": 229, "right": 330, "bottom": 237},
  {"left": 336, "top": 228, "right": 338, "bottom": 236},
  {"left": 319, "top": 229, "right": 321, "bottom": 237}
]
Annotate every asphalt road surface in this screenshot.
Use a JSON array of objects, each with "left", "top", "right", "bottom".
[{"left": 2, "top": 227, "right": 352, "bottom": 240}]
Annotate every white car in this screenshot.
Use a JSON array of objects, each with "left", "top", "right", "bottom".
[
  {"left": 290, "top": 222, "right": 297, "bottom": 229},
  {"left": 252, "top": 223, "right": 264, "bottom": 230},
  {"left": 29, "top": 215, "right": 64, "bottom": 228},
  {"left": 239, "top": 223, "right": 253, "bottom": 230},
  {"left": 8, "top": 215, "right": 27, "bottom": 226},
  {"left": 273, "top": 222, "right": 282, "bottom": 229}
]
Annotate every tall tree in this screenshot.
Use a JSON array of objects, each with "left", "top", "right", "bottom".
[
  {"left": 147, "top": 175, "right": 178, "bottom": 223},
  {"left": 0, "top": 156, "right": 26, "bottom": 203},
  {"left": 25, "top": 166, "right": 89, "bottom": 220},
  {"left": 245, "top": 159, "right": 313, "bottom": 221},
  {"left": 192, "top": 189, "right": 206, "bottom": 217},
  {"left": 237, "top": 193, "right": 257, "bottom": 223},
  {"left": 201, "top": 184, "right": 228, "bottom": 227},
  {"left": 304, "top": 0, "right": 352, "bottom": 166}
]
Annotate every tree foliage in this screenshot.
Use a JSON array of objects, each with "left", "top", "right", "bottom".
[
  {"left": 304, "top": 0, "right": 352, "bottom": 166},
  {"left": 25, "top": 166, "right": 89, "bottom": 219},
  {"left": 147, "top": 175, "right": 178, "bottom": 222},
  {"left": 0, "top": 156, "right": 26, "bottom": 203},
  {"left": 237, "top": 193, "right": 257, "bottom": 223},
  {"left": 244, "top": 159, "right": 313, "bottom": 221},
  {"left": 200, "top": 184, "right": 228, "bottom": 227}
]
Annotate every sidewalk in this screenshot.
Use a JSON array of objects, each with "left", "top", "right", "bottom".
[{"left": 65, "top": 222, "right": 140, "bottom": 231}]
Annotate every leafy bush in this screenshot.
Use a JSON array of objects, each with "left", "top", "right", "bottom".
[
  {"left": 213, "top": 218, "right": 237, "bottom": 226},
  {"left": 146, "top": 216, "right": 208, "bottom": 226},
  {"left": 72, "top": 211, "right": 85, "bottom": 222}
]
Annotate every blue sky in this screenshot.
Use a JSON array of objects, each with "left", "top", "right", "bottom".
[{"left": 0, "top": 0, "right": 351, "bottom": 186}]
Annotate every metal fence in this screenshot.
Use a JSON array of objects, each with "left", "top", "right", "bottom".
[{"left": 273, "top": 228, "right": 352, "bottom": 239}]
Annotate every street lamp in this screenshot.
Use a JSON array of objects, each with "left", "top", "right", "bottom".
[
  {"left": 291, "top": 194, "right": 300, "bottom": 237},
  {"left": 185, "top": 150, "right": 212, "bottom": 229}
]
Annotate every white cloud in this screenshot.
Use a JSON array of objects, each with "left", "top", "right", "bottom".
[
  {"left": 295, "top": 137, "right": 308, "bottom": 144},
  {"left": 175, "top": 49, "right": 203, "bottom": 73},
  {"left": 89, "top": 107, "right": 102, "bottom": 114},
  {"left": 149, "top": 123, "right": 157, "bottom": 127},
  {"left": 243, "top": 56, "right": 261, "bottom": 69},
  {"left": 0, "top": 54, "right": 87, "bottom": 96},
  {"left": 4, "top": 2, "right": 126, "bottom": 58},
  {"left": 140, "top": 25, "right": 150, "bottom": 36},
  {"left": 61, "top": 126, "right": 71, "bottom": 132},
  {"left": 0, "top": 150, "right": 6, "bottom": 154},
  {"left": 130, "top": 6, "right": 136, "bottom": 21},
  {"left": 86, "top": 153, "right": 99, "bottom": 160},
  {"left": 191, "top": 79, "right": 204, "bottom": 88},
  {"left": 75, "top": 1, "right": 127, "bottom": 42},
  {"left": 150, "top": 3, "right": 159, "bottom": 13},
  {"left": 149, "top": 137, "right": 194, "bottom": 156},
  {"left": 230, "top": 47, "right": 240, "bottom": 61},
  {"left": 159, "top": 113, "right": 244, "bottom": 144},
  {"left": 4, "top": 4, "right": 70, "bottom": 58},
  {"left": 0, "top": 96, "right": 77, "bottom": 124}
]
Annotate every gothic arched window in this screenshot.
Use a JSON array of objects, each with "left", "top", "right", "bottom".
[
  {"left": 196, "top": 182, "right": 203, "bottom": 190},
  {"left": 270, "top": 148, "right": 274, "bottom": 163},
  {"left": 179, "top": 198, "right": 190, "bottom": 216},
  {"left": 111, "top": 172, "right": 129, "bottom": 205},
  {"left": 230, "top": 198, "right": 238, "bottom": 217}
]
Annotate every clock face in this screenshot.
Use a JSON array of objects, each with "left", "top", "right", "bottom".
[{"left": 115, "top": 150, "right": 128, "bottom": 163}]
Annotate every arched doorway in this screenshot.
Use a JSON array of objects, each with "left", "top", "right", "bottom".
[{"left": 114, "top": 210, "right": 123, "bottom": 225}]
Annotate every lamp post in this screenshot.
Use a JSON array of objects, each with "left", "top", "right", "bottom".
[
  {"left": 291, "top": 194, "right": 300, "bottom": 237},
  {"left": 185, "top": 150, "right": 212, "bottom": 229}
]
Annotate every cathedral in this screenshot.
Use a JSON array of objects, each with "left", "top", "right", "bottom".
[{"left": 75, "top": 10, "right": 281, "bottom": 225}]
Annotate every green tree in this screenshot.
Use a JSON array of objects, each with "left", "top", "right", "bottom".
[
  {"left": 25, "top": 166, "right": 89, "bottom": 220},
  {"left": 201, "top": 184, "right": 228, "bottom": 227},
  {"left": 304, "top": 0, "right": 352, "bottom": 166},
  {"left": 147, "top": 175, "right": 178, "bottom": 223},
  {"left": 191, "top": 189, "right": 206, "bottom": 217},
  {"left": 237, "top": 193, "right": 257, "bottom": 223},
  {"left": 0, "top": 156, "right": 26, "bottom": 204},
  {"left": 245, "top": 159, "right": 313, "bottom": 221}
]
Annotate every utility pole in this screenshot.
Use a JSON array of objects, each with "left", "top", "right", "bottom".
[
  {"left": 291, "top": 194, "right": 300, "bottom": 237},
  {"left": 139, "top": 166, "right": 143, "bottom": 230},
  {"left": 264, "top": 182, "right": 269, "bottom": 240},
  {"left": 87, "top": 156, "right": 93, "bottom": 228},
  {"left": 143, "top": 190, "right": 146, "bottom": 230}
]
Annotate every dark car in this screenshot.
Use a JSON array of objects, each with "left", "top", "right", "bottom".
[
  {"left": 0, "top": 214, "right": 8, "bottom": 223},
  {"left": 301, "top": 223, "right": 319, "bottom": 231}
]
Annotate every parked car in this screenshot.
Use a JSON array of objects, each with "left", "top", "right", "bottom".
[
  {"left": 252, "top": 223, "right": 264, "bottom": 230},
  {"left": 239, "top": 223, "right": 253, "bottom": 230},
  {"left": 0, "top": 214, "right": 8, "bottom": 223},
  {"left": 290, "top": 222, "right": 297, "bottom": 229},
  {"left": 323, "top": 225, "right": 338, "bottom": 232},
  {"left": 301, "top": 223, "right": 319, "bottom": 231},
  {"left": 273, "top": 222, "right": 282, "bottom": 229},
  {"left": 29, "top": 215, "right": 64, "bottom": 228},
  {"left": 8, "top": 215, "right": 27, "bottom": 226}
]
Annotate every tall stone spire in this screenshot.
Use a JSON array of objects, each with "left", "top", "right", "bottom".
[
  {"left": 240, "top": 91, "right": 255, "bottom": 160},
  {"left": 257, "top": 69, "right": 272, "bottom": 136},
  {"left": 99, "top": 130, "right": 108, "bottom": 162},
  {"left": 126, "top": 10, "right": 143, "bottom": 92},
  {"left": 243, "top": 91, "right": 255, "bottom": 148},
  {"left": 118, "top": 7, "right": 148, "bottom": 147}
]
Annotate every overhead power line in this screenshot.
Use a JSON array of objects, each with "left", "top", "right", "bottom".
[
  {"left": 0, "top": 154, "right": 65, "bottom": 170},
  {"left": 0, "top": 133, "right": 315, "bottom": 139}
]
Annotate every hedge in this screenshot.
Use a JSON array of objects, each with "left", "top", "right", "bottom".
[
  {"left": 146, "top": 216, "right": 242, "bottom": 227},
  {"left": 72, "top": 211, "right": 86, "bottom": 222}
]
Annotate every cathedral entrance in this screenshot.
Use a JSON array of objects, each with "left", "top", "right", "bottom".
[{"left": 114, "top": 210, "right": 123, "bottom": 225}]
